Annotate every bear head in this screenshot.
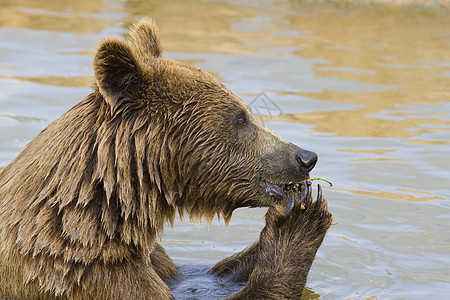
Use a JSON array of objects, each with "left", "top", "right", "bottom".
[{"left": 93, "top": 18, "right": 318, "bottom": 225}]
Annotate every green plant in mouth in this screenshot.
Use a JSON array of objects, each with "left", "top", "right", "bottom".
[{"left": 290, "top": 177, "right": 333, "bottom": 193}]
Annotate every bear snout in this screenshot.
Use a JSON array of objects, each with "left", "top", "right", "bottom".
[{"left": 258, "top": 142, "right": 317, "bottom": 190}]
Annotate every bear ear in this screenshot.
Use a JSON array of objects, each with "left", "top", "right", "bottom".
[
  {"left": 93, "top": 38, "right": 145, "bottom": 110},
  {"left": 128, "top": 17, "right": 162, "bottom": 59}
]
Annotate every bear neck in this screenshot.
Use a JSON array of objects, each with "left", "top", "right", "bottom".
[{"left": 0, "top": 92, "right": 177, "bottom": 264}]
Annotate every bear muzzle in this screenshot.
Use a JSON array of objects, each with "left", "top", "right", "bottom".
[{"left": 258, "top": 146, "right": 318, "bottom": 201}]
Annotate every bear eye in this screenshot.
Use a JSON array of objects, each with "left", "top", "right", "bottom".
[{"left": 236, "top": 113, "right": 247, "bottom": 126}]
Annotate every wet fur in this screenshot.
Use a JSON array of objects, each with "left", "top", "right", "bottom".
[
  {"left": 213, "top": 184, "right": 332, "bottom": 299},
  {"left": 0, "top": 18, "right": 331, "bottom": 299}
]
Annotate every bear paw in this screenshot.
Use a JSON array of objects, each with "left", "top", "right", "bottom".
[{"left": 259, "top": 181, "right": 333, "bottom": 269}]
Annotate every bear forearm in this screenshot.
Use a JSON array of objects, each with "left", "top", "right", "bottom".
[
  {"left": 218, "top": 243, "right": 316, "bottom": 299},
  {"left": 226, "top": 185, "right": 332, "bottom": 300},
  {"left": 150, "top": 243, "right": 177, "bottom": 280}
]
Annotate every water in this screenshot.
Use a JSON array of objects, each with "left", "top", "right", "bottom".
[{"left": 1, "top": 1, "right": 449, "bottom": 299}]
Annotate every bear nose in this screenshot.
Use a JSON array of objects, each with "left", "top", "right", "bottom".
[{"left": 295, "top": 149, "right": 318, "bottom": 173}]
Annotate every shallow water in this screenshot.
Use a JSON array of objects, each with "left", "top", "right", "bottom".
[{"left": 1, "top": 0, "right": 449, "bottom": 299}]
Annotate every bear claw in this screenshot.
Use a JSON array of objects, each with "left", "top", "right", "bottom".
[
  {"left": 284, "top": 182, "right": 328, "bottom": 215},
  {"left": 285, "top": 191, "right": 295, "bottom": 213},
  {"left": 317, "top": 184, "right": 322, "bottom": 202},
  {"left": 282, "top": 179, "right": 330, "bottom": 214}
]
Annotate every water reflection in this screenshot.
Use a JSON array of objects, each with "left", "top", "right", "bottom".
[
  {"left": 0, "top": 0, "right": 118, "bottom": 33},
  {"left": 0, "top": 75, "right": 91, "bottom": 87},
  {"left": 334, "top": 186, "right": 445, "bottom": 202}
]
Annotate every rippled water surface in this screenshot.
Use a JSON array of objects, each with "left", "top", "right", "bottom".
[{"left": 1, "top": 1, "right": 449, "bottom": 299}]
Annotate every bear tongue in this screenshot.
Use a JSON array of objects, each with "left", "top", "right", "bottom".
[{"left": 260, "top": 180, "right": 287, "bottom": 200}]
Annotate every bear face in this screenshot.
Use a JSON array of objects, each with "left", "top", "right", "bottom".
[{"left": 93, "top": 18, "right": 317, "bottom": 224}]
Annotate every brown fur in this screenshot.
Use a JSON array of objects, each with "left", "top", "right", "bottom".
[
  {"left": 0, "top": 17, "right": 330, "bottom": 299},
  {"left": 214, "top": 184, "right": 332, "bottom": 299}
]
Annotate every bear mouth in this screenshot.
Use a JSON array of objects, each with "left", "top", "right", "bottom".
[{"left": 259, "top": 179, "right": 304, "bottom": 200}]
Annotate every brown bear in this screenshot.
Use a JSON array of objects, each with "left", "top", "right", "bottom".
[{"left": 0, "top": 18, "right": 332, "bottom": 299}]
